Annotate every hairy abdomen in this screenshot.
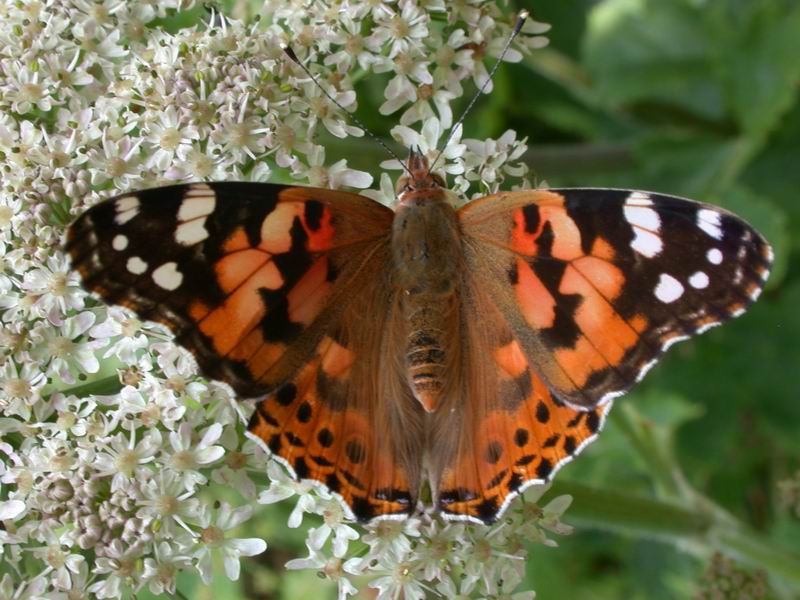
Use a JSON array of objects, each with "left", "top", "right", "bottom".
[{"left": 392, "top": 199, "right": 462, "bottom": 412}]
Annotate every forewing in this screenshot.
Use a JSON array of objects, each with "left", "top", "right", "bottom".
[
  {"left": 66, "top": 182, "right": 394, "bottom": 397},
  {"left": 459, "top": 188, "right": 772, "bottom": 409}
]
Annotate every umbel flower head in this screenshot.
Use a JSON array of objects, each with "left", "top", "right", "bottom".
[{"left": 0, "top": 0, "right": 568, "bottom": 597}]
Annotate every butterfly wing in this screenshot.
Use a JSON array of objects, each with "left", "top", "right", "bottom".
[
  {"left": 67, "top": 182, "right": 393, "bottom": 397},
  {"left": 248, "top": 262, "right": 426, "bottom": 521},
  {"left": 433, "top": 273, "right": 611, "bottom": 522},
  {"left": 68, "top": 182, "right": 422, "bottom": 519},
  {"left": 458, "top": 188, "right": 772, "bottom": 410}
]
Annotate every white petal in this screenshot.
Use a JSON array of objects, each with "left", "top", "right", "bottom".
[
  {"left": 229, "top": 537, "right": 267, "bottom": 557},
  {"left": 0, "top": 500, "right": 25, "bottom": 519}
]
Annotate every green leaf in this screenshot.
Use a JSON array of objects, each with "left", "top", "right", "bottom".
[
  {"left": 583, "top": 0, "right": 725, "bottom": 121},
  {"left": 708, "top": 2, "right": 800, "bottom": 137}
]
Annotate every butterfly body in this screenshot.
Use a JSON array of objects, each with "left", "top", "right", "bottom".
[
  {"left": 392, "top": 177, "right": 462, "bottom": 413},
  {"left": 67, "top": 156, "right": 772, "bottom": 524}
]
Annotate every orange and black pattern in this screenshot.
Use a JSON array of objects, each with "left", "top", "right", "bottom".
[{"left": 67, "top": 182, "right": 772, "bottom": 524}]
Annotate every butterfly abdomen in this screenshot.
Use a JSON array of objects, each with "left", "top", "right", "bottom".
[{"left": 392, "top": 199, "right": 462, "bottom": 413}]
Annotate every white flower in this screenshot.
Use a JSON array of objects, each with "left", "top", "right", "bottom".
[
  {"left": 210, "top": 96, "right": 270, "bottom": 162},
  {"left": 294, "top": 145, "right": 373, "bottom": 189},
  {"left": 367, "top": 0, "right": 430, "bottom": 59},
  {"left": 87, "top": 134, "right": 144, "bottom": 187},
  {"left": 141, "top": 541, "right": 193, "bottom": 596},
  {"left": 360, "top": 516, "right": 422, "bottom": 564},
  {"left": 33, "top": 311, "right": 104, "bottom": 384},
  {"left": 143, "top": 106, "right": 200, "bottom": 171},
  {"left": 257, "top": 460, "right": 320, "bottom": 528},
  {"left": 286, "top": 542, "right": 358, "bottom": 600},
  {"left": 165, "top": 422, "right": 225, "bottom": 488},
  {"left": 87, "top": 539, "right": 139, "bottom": 599},
  {"left": 20, "top": 254, "right": 86, "bottom": 324},
  {"left": 136, "top": 470, "right": 201, "bottom": 538},
  {"left": 3, "top": 62, "right": 57, "bottom": 114},
  {"left": 93, "top": 428, "right": 162, "bottom": 491},
  {"left": 0, "top": 360, "right": 46, "bottom": 417},
  {"left": 388, "top": 117, "right": 466, "bottom": 177},
  {"left": 308, "top": 498, "right": 360, "bottom": 558},
  {"left": 193, "top": 502, "right": 267, "bottom": 584},
  {"left": 31, "top": 537, "right": 85, "bottom": 591},
  {"left": 364, "top": 550, "right": 430, "bottom": 600},
  {"left": 89, "top": 308, "right": 150, "bottom": 364}
]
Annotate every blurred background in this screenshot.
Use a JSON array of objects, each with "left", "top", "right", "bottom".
[{"left": 167, "top": 0, "right": 800, "bottom": 597}]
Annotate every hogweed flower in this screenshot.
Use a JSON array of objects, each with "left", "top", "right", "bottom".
[{"left": 0, "top": 0, "right": 566, "bottom": 597}]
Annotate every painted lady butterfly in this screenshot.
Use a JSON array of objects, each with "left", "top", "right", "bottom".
[{"left": 66, "top": 149, "right": 772, "bottom": 523}]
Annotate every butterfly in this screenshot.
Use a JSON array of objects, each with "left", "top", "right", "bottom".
[{"left": 65, "top": 149, "right": 772, "bottom": 524}]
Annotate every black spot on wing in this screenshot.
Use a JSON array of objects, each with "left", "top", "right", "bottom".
[
  {"left": 317, "top": 428, "right": 334, "bottom": 447},
  {"left": 275, "top": 383, "right": 297, "bottom": 406},
  {"left": 475, "top": 497, "right": 500, "bottom": 523},
  {"left": 487, "top": 469, "right": 509, "bottom": 490},
  {"left": 536, "top": 400, "right": 550, "bottom": 424},
  {"left": 521, "top": 204, "right": 540, "bottom": 234},
  {"left": 514, "top": 428, "right": 529, "bottom": 447},
  {"left": 296, "top": 401, "right": 312, "bottom": 423},
  {"left": 304, "top": 199, "right": 325, "bottom": 231},
  {"left": 536, "top": 457, "right": 553, "bottom": 479}
]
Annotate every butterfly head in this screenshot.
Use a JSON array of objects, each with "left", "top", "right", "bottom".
[{"left": 396, "top": 148, "right": 446, "bottom": 205}]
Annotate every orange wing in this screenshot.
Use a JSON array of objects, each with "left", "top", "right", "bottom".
[
  {"left": 431, "top": 271, "right": 611, "bottom": 523},
  {"left": 67, "top": 182, "right": 394, "bottom": 397},
  {"left": 248, "top": 258, "right": 426, "bottom": 520},
  {"left": 68, "top": 182, "right": 422, "bottom": 520},
  {"left": 459, "top": 188, "right": 772, "bottom": 410}
]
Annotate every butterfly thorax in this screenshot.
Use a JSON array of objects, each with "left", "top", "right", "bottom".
[{"left": 392, "top": 155, "right": 461, "bottom": 413}]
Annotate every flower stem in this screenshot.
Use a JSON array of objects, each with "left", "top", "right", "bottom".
[{"left": 548, "top": 480, "right": 800, "bottom": 587}]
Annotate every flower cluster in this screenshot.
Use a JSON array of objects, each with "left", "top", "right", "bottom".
[
  {"left": 695, "top": 552, "right": 771, "bottom": 600},
  {"left": 264, "top": 472, "right": 573, "bottom": 599},
  {"left": 0, "top": 0, "right": 561, "bottom": 597}
]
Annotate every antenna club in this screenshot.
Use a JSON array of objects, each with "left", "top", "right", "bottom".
[
  {"left": 282, "top": 44, "right": 300, "bottom": 64},
  {"left": 514, "top": 10, "right": 529, "bottom": 35}
]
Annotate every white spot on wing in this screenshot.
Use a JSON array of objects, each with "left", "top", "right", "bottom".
[
  {"left": 624, "top": 204, "right": 660, "bottom": 231},
  {"left": 112, "top": 234, "right": 128, "bottom": 251},
  {"left": 696, "top": 320, "right": 722, "bottom": 334},
  {"left": 624, "top": 193, "right": 662, "bottom": 257},
  {"left": 630, "top": 229, "right": 663, "bottom": 258},
  {"left": 126, "top": 256, "right": 148, "bottom": 275},
  {"left": 689, "top": 271, "right": 709, "bottom": 289},
  {"left": 177, "top": 194, "right": 216, "bottom": 222},
  {"left": 635, "top": 358, "right": 659, "bottom": 383},
  {"left": 626, "top": 191, "right": 653, "bottom": 205},
  {"left": 175, "top": 219, "right": 209, "bottom": 245},
  {"left": 115, "top": 195, "right": 140, "bottom": 225},
  {"left": 697, "top": 208, "right": 723, "bottom": 240},
  {"left": 654, "top": 273, "right": 684, "bottom": 303},
  {"left": 706, "top": 248, "right": 723, "bottom": 264},
  {"left": 749, "top": 285, "right": 762, "bottom": 301},
  {"left": 152, "top": 262, "right": 184, "bottom": 290},
  {"left": 662, "top": 334, "right": 689, "bottom": 351}
]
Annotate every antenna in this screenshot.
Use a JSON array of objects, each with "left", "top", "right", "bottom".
[
  {"left": 426, "top": 10, "right": 529, "bottom": 176},
  {"left": 282, "top": 45, "right": 413, "bottom": 177}
]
